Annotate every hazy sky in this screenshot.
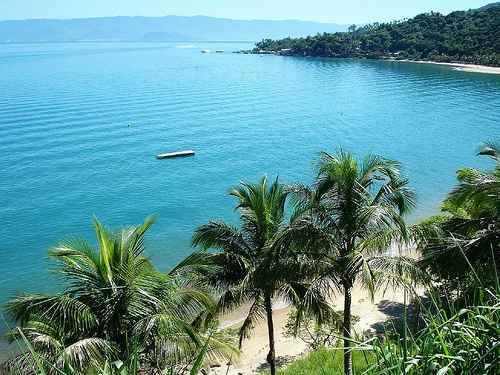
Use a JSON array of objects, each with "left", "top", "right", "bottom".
[{"left": 0, "top": 0, "right": 493, "bottom": 23}]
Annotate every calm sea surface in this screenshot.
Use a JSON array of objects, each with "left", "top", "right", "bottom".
[{"left": 0, "top": 42, "right": 499, "bottom": 350}]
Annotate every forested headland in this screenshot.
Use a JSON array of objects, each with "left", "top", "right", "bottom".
[{"left": 250, "top": 3, "right": 500, "bottom": 66}]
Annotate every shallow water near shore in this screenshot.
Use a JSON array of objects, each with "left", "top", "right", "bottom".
[{"left": 0, "top": 42, "right": 500, "bottom": 354}]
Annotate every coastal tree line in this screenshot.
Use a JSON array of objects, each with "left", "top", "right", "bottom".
[
  {"left": 253, "top": 5, "right": 500, "bottom": 66},
  {"left": 1, "top": 144, "right": 499, "bottom": 374}
]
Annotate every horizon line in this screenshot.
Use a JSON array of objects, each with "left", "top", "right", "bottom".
[{"left": 0, "top": 40, "right": 259, "bottom": 45}]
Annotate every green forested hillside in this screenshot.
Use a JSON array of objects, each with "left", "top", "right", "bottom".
[{"left": 253, "top": 3, "right": 500, "bottom": 66}]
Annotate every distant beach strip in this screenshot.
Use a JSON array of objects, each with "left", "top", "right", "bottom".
[{"left": 394, "top": 60, "right": 500, "bottom": 75}]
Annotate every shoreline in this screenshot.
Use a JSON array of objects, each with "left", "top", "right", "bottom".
[
  {"left": 246, "top": 50, "right": 500, "bottom": 75},
  {"left": 391, "top": 59, "right": 500, "bottom": 75}
]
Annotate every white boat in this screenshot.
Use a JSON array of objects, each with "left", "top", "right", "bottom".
[
  {"left": 156, "top": 150, "right": 195, "bottom": 159},
  {"left": 201, "top": 49, "right": 211, "bottom": 53}
]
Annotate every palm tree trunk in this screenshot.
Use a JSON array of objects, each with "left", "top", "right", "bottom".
[
  {"left": 265, "top": 294, "right": 277, "bottom": 375},
  {"left": 343, "top": 283, "right": 353, "bottom": 375},
  {"left": 402, "top": 289, "right": 408, "bottom": 375}
]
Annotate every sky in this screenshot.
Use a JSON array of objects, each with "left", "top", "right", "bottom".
[{"left": 0, "top": 0, "right": 493, "bottom": 23}]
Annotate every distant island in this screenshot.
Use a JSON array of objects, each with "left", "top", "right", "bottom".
[
  {"left": 0, "top": 15, "right": 346, "bottom": 43},
  {"left": 247, "top": 2, "right": 500, "bottom": 67}
]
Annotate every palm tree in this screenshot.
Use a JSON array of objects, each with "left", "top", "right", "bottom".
[
  {"left": 192, "top": 177, "right": 328, "bottom": 375},
  {"left": 4, "top": 217, "right": 231, "bottom": 373},
  {"left": 418, "top": 142, "right": 500, "bottom": 295},
  {"left": 280, "top": 151, "right": 417, "bottom": 375}
]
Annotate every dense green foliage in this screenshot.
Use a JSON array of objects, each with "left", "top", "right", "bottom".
[
  {"left": 366, "top": 290, "right": 500, "bottom": 374},
  {"left": 1, "top": 218, "right": 236, "bottom": 374},
  {"left": 417, "top": 143, "right": 500, "bottom": 300},
  {"left": 253, "top": 4, "right": 500, "bottom": 66}
]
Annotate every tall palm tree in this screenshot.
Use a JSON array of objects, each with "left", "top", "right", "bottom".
[
  {"left": 280, "top": 151, "right": 417, "bottom": 375},
  {"left": 4, "top": 217, "right": 231, "bottom": 374},
  {"left": 192, "top": 177, "right": 328, "bottom": 375}
]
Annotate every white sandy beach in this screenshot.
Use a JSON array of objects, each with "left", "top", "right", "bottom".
[
  {"left": 212, "top": 285, "right": 409, "bottom": 374},
  {"left": 396, "top": 59, "right": 500, "bottom": 75}
]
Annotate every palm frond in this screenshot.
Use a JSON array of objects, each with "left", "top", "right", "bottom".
[
  {"left": 237, "top": 294, "right": 266, "bottom": 348},
  {"left": 6, "top": 294, "right": 97, "bottom": 334},
  {"left": 56, "top": 338, "right": 115, "bottom": 371},
  {"left": 368, "top": 255, "right": 429, "bottom": 292},
  {"left": 192, "top": 221, "right": 250, "bottom": 257}
]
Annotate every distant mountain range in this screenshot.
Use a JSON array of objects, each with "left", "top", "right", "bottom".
[
  {"left": 0, "top": 16, "right": 347, "bottom": 43},
  {"left": 477, "top": 1, "right": 500, "bottom": 11}
]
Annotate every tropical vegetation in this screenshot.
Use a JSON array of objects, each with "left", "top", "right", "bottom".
[
  {"left": 191, "top": 177, "right": 329, "bottom": 375},
  {"left": 417, "top": 142, "right": 500, "bottom": 300},
  {"left": 1, "top": 217, "right": 236, "bottom": 374},
  {"left": 2, "top": 143, "right": 500, "bottom": 374},
  {"left": 277, "top": 151, "right": 419, "bottom": 375},
  {"left": 252, "top": 3, "right": 500, "bottom": 66},
  {"left": 277, "top": 276, "right": 500, "bottom": 375}
]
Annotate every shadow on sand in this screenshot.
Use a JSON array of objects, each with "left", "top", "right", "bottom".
[
  {"left": 370, "top": 299, "right": 414, "bottom": 334},
  {"left": 255, "top": 355, "right": 297, "bottom": 373}
]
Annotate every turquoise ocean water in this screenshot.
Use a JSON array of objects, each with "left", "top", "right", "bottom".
[{"left": 0, "top": 42, "right": 499, "bottom": 352}]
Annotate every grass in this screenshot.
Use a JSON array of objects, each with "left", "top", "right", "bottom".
[{"left": 267, "top": 348, "right": 374, "bottom": 375}]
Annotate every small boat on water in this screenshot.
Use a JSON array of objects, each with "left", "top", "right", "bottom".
[
  {"left": 215, "top": 50, "right": 224, "bottom": 53},
  {"left": 201, "top": 49, "right": 211, "bottom": 53},
  {"left": 156, "top": 150, "right": 195, "bottom": 159}
]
